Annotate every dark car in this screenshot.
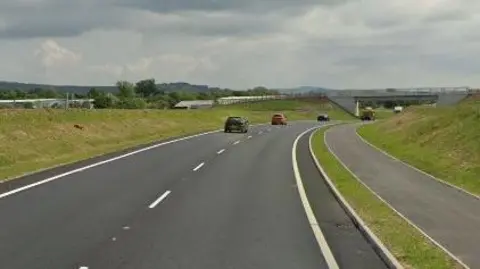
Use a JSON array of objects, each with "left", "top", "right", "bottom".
[
  {"left": 317, "top": 114, "right": 330, "bottom": 121},
  {"left": 224, "top": 116, "right": 249, "bottom": 133}
]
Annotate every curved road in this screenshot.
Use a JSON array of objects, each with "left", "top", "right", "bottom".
[
  {"left": 0, "top": 121, "right": 390, "bottom": 269},
  {"left": 325, "top": 124, "right": 480, "bottom": 269}
]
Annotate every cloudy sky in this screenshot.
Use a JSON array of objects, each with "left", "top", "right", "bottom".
[{"left": 0, "top": 0, "right": 479, "bottom": 89}]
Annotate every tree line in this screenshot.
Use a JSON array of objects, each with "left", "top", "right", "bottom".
[{"left": 0, "top": 79, "right": 281, "bottom": 109}]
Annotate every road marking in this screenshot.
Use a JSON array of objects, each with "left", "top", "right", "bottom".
[
  {"left": 292, "top": 126, "right": 340, "bottom": 269},
  {"left": 0, "top": 129, "right": 225, "bottom": 200},
  {"left": 193, "top": 162, "right": 205, "bottom": 171},
  {"left": 258, "top": 131, "right": 263, "bottom": 134},
  {"left": 217, "top": 149, "right": 225, "bottom": 154},
  {"left": 148, "top": 190, "right": 171, "bottom": 209},
  {"left": 79, "top": 266, "right": 88, "bottom": 269},
  {"left": 308, "top": 128, "right": 404, "bottom": 269},
  {"left": 247, "top": 135, "right": 252, "bottom": 139},
  {"left": 233, "top": 140, "right": 240, "bottom": 145}
]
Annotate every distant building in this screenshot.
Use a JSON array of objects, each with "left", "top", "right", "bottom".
[
  {"left": 173, "top": 100, "right": 215, "bottom": 109},
  {"left": 215, "top": 95, "right": 286, "bottom": 105}
]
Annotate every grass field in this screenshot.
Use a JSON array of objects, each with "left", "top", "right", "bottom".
[
  {"left": 357, "top": 98, "right": 480, "bottom": 196},
  {"left": 0, "top": 99, "right": 354, "bottom": 181},
  {"left": 311, "top": 126, "right": 462, "bottom": 269}
]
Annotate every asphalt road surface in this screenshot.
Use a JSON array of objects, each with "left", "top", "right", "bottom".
[
  {"left": 0, "top": 121, "right": 388, "bottom": 269},
  {"left": 325, "top": 124, "right": 480, "bottom": 268}
]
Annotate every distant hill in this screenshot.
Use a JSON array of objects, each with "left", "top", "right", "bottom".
[
  {"left": 277, "top": 86, "right": 336, "bottom": 94},
  {"left": 0, "top": 81, "right": 223, "bottom": 94},
  {"left": 0, "top": 80, "right": 338, "bottom": 97}
]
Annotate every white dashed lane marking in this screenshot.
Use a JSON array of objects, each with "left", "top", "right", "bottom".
[
  {"left": 148, "top": 190, "right": 172, "bottom": 209},
  {"left": 217, "top": 149, "right": 225, "bottom": 154},
  {"left": 193, "top": 162, "right": 205, "bottom": 171}
]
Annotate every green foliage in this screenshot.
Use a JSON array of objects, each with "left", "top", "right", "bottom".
[
  {"left": 115, "top": 97, "right": 147, "bottom": 109},
  {"left": 0, "top": 79, "right": 284, "bottom": 110},
  {"left": 135, "top": 78, "right": 159, "bottom": 97},
  {"left": 93, "top": 93, "right": 117, "bottom": 109},
  {"left": 116, "top": 81, "right": 136, "bottom": 98}
]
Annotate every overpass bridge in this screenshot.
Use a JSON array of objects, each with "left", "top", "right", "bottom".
[{"left": 325, "top": 87, "right": 474, "bottom": 116}]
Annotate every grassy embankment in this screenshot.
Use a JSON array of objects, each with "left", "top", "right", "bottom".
[
  {"left": 311, "top": 126, "right": 462, "bottom": 269},
  {"left": 374, "top": 108, "right": 398, "bottom": 119},
  {"left": 0, "top": 99, "right": 354, "bottom": 182},
  {"left": 358, "top": 98, "right": 480, "bottom": 196}
]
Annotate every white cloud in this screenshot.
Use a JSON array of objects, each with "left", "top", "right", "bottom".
[
  {"left": 34, "top": 39, "right": 82, "bottom": 68},
  {"left": 0, "top": 0, "right": 480, "bottom": 88}
]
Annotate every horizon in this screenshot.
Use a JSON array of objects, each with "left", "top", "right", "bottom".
[{"left": 0, "top": 79, "right": 472, "bottom": 92}]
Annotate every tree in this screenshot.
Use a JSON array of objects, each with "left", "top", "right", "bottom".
[
  {"left": 168, "top": 91, "right": 181, "bottom": 103},
  {"left": 93, "top": 93, "right": 117, "bottom": 108},
  {"left": 28, "top": 87, "right": 58, "bottom": 98},
  {"left": 87, "top": 88, "right": 101, "bottom": 98},
  {"left": 116, "top": 80, "right": 135, "bottom": 98},
  {"left": 135, "top": 79, "right": 158, "bottom": 97}
]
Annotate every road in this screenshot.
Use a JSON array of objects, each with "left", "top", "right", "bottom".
[
  {"left": 0, "top": 121, "right": 390, "bottom": 269},
  {"left": 325, "top": 124, "right": 480, "bottom": 268}
]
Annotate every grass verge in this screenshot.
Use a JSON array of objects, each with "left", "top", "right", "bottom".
[
  {"left": 357, "top": 99, "right": 480, "bottom": 196},
  {"left": 0, "top": 99, "right": 354, "bottom": 182},
  {"left": 311, "top": 125, "right": 462, "bottom": 269}
]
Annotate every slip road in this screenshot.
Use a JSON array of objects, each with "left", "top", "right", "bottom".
[
  {"left": 325, "top": 124, "right": 480, "bottom": 268},
  {"left": 0, "top": 121, "right": 389, "bottom": 269}
]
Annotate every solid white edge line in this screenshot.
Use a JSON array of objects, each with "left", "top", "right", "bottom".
[
  {"left": 193, "top": 162, "right": 205, "bottom": 171},
  {"left": 308, "top": 127, "right": 404, "bottom": 269},
  {"left": 148, "top": 190, "right": 171, "bottom": 209},
  {"left": 354, "top": 126, "right": 479, "bottom": 200},
  {"left": 217, "top": 149, "right": 225, "bottom": 154},
  {"left": 0, "top": 122, "right": 274, "bottom": 200},
  {"left": 324, "top": 127, "right": 471, "bottom": 269},
  {"left": 292, "top": 124, "right": 340, "bottom": 269},
  {"left": 0, "top": 129, "right": 220, "bottom": 200}
]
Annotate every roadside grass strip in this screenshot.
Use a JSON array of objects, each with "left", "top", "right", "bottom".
[{"left": 311, "top": 126, "right": 462, "bottom": 269}]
